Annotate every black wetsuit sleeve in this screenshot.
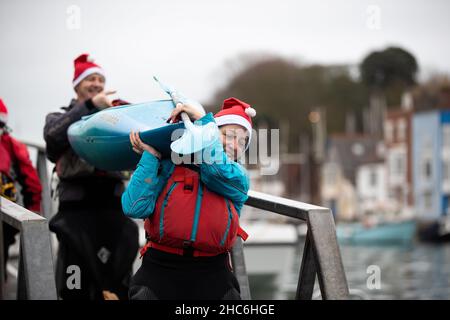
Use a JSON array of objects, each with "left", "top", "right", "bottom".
[{"left": 43, "top": 99, "right": 97, "bottom": 163}]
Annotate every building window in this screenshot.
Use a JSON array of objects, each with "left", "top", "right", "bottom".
[
  {"left": 422, "top": 136, "right": 433, "bottom": 182},
  {"left": 397, "top": 119, "right": 406, "bottom": 141},
  {"left": 424, "top": 192, "right": 433, "bottom": 210},
  {"left": 443, "top": 125, "right": 450, "bottom": 149},
  {"left": 370, "top": 168, "right": 377, "bottom": 187},
  {"left": 423, "top": 158, "right": 432, "bottom": 181},
  {"left": 385, "top": 120, "right": 393, "bottom": 143},
  {"left": 446, "top": 197, "right": 450, "bottom": 215},
  {"left": 443, "top": 161, "right": 450, "bottom": 184},
  {"left": 396, "top": 156, "right": 403, "bottom": 176},
  {"left": 393, "top": 154, "right": 405, "bottom": 177},
  {"left": 352, "top": 143, "right": 365, "bottom": 156}
]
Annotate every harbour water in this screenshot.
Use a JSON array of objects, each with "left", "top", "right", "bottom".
[{"left": 245, "top": 242, "right": 450, "bottom": 300}]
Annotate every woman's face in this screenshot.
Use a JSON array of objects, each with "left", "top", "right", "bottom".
[{"left": 219, "top": 124, "right": 249, "bottom": 160}]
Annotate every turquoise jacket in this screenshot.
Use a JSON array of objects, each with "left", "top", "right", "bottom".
[{"left": 121, "top": 113, "right": 250, "bottom": 219}]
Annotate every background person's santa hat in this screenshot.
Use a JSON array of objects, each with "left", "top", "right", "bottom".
[
  {"left": 72, "top": 53, "right": 105, "bottom": 88},
  {"left": 0, "top": 98, "right": 8, "bottom": 124},
  {"left": 214, "top": 97, "right": 256, "bottom": 148}
]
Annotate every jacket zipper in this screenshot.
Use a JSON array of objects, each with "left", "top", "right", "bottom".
[
  {"left": 159, "top": 182, "right": 178, "bottom": 239},
  {"left": 190, "top": 182, "right": 203, "bottom": 241},
  {"left": 220, "top": 199, "right": 233, "bottom": 246}
]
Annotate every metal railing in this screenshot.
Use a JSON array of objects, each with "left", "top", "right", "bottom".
[
  {"left": 20, "top": 141, "right": 348, "bottom": 300},
  {"left": 20, "top": 140, "right": 53, "bottom": 220},
  {"left": 0, "top": 197, "right": 57, "bottom": 300},
  {"left": 232, "top": 191, "right": 349, "bottom": 300}
]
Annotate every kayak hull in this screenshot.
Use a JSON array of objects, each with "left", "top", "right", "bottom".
[{"left": 68, "top": 100, "right": 184, "bottom": 171}]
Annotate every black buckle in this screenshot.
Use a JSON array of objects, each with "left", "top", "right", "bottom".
[{"left": 182, "top": 240, "right": 194, "bottom": 257}]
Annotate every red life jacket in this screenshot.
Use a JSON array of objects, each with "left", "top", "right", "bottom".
[
  {"left": 0, "top": 135, "right": 17, "bottom": 201},
  {"left": 0, "top": 135, "right": 13, "bottom": 176},
  {"left": 0, "top": 134, "right": 42, "bottom": 212},
  {"left": 143, "top": 165, "right": 247, "bottom": 256}
]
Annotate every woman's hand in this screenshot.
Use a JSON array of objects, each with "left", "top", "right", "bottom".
[
  {"left": 129, "top": 131, "right": 161, "bottom": 159},
  {"left": 168, "top": 103, "right": 205, "bottom": 123}
]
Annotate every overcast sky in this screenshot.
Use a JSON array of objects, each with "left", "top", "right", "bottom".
[{"left": 1, "top": 0, "right": 449, "bottom": 143}]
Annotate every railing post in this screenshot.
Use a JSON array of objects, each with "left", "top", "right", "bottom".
[
  {"left": 0, "top": 219, "right": 4, "bottom": 300},
  {"left": 307, "top": 209, "right": 349, "bottom": 300},
  {"left": 36, "top": 150, "right": 52, "bottom": 220},
  {"left": 296, "top": 229, "right": 317, "bottom": 299},
  {"left": 0, "top": 197, "right": 57, "bottom": 300},
  {"left": 231, "top": 238, "right": 252, "bottom": 300},
  {"left": 19, "top": 219, "right": 57, "bottom": 299},
  {"left": 17, "top": 248, "right": 27, "bottom": 300},
  {"left": 243, "top": 191, "right": 349, "bottom": 300}
]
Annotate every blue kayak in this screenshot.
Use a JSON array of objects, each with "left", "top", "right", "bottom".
[
  {"left": 336, "top": 220, "right": 417, "bottom": 245},
  {"left": 68, "top": 100, "right": 184, "bottom": 171}
]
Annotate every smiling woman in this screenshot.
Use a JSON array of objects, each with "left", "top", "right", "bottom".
[
  {"left": 121, "top": 97, "right": 255, "bottom": 300},
  {"left": 219, "top": 124, "right": 249, "bottom": 160}
]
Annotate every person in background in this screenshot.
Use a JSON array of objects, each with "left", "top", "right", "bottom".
[
  {"left": 43, "top": 54, "right": 139, "bottom": 300},
  {"left": 0, "top": 98, "right": 42, "bottom": 279}
]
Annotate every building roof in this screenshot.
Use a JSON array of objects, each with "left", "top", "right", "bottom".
[
  {"left": 326, "top": 134, "right": 383, "bottom": 183},
  {"left": 386, "top": 108, "right": 412, "bottom": 118}
]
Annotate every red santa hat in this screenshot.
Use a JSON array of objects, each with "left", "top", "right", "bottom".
[
  {"left": 72, "top": 53, "right": 105, "bottom": 88},
  {"left": 214, "top": 97, "right": 256, "bottom": 147},
  {"left": 0, "top": 98, "right": 8, "bottom": 124}
]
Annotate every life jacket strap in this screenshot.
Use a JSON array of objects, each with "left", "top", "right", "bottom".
[
  {"left": 139, "top": 241, "right": 222, "bottom": 258},
  {"left": 237, "top": 226, "right": 248, "bottom": 241}
]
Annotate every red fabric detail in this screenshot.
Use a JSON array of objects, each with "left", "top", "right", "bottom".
[
  {"left": 195, "top": 187, "right": 237, "bottom": 252},
  {"left": 172, "top": 166, "right": 185, "bottom": 182},
  {"left": 0, "top": 98, "right": 8, "bottom": 122},
  {"left": 0, "top": 134, "right": 42, "bottom": 213},
  {"left": 111, "top": 99, "right": 130, "bottom": 107},
  {"left": 139, "top": 241, "right": 151, "bottom": 258},
  {"left": 143, "top": 166, "right": 242, "bottom": 255},
  {"left": 214, "top": 97, "right": 253, "bottom": 126},
  {"left": 222, "top": 97, "right": 251, "bottom": 110},
  {"left": 73, "top": 53, "right": 103, "bottom": 84},
  {"left": 0, "top": 137, "right": 12, "bottom": 175},
  {"left": 146, "top": 241, "right": 219, "bottom": 257},
  {"left": 184, "top": 176, "right": 194, "bottom": 193},
  {"left": 237, "top": 226, "right": 248, "bottom": 241}
]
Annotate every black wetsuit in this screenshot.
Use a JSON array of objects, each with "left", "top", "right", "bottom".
[
  {"left": 129, "top": 248, "right": 242, "bottom": 300},
  {"left": 44, "top": 99, "right": 139, "bottom": 300}
]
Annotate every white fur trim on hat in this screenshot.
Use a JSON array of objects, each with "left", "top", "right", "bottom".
[
  {"left": 245, "top": 107, "right": 256, "bottom": 117},
  {"left": 215, "top": 114, "right": 252, "bottom": 149},
  {"left": 0, "top": 113, "right": 7, "bottom": 124},
  {"left": 73, "top": 67, "right": 105, "bottom": 88}
]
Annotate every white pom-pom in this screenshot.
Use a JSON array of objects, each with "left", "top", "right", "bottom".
[
  {"left": 245, "top": 107, "right": 256, "bottom": 117},
  {"left": 86, "top": 55, "right": 95, "bottom": 63}
]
